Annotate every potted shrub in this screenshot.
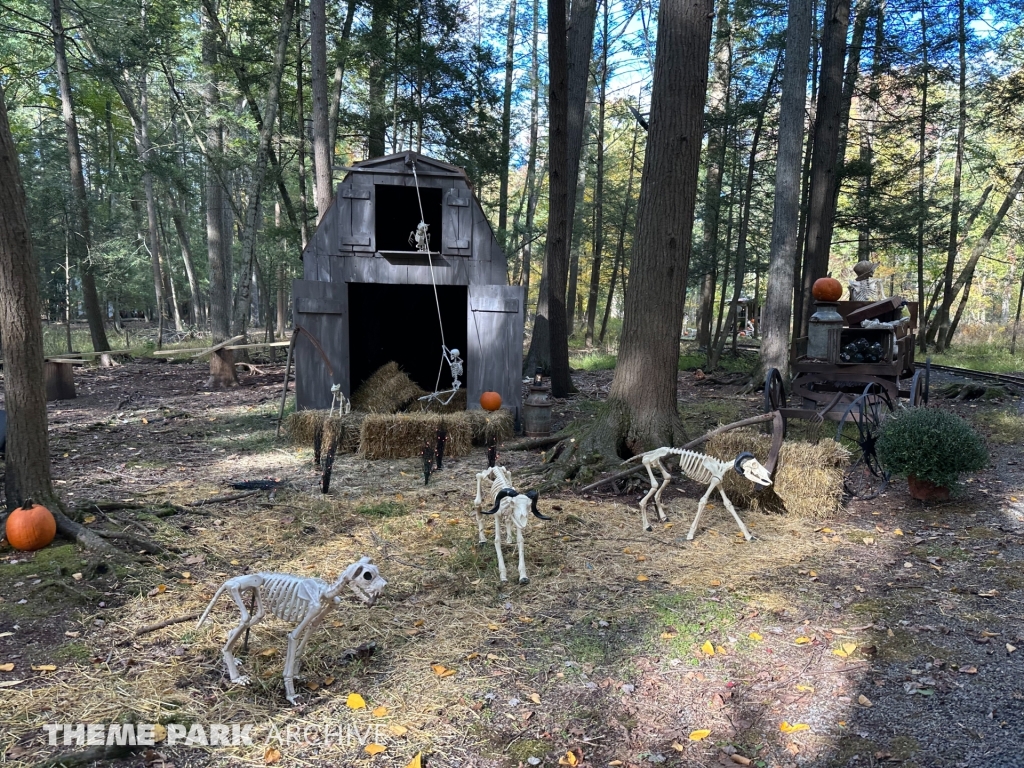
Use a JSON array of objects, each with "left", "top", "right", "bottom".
[{"left": 876, "top": 407, "right": 988, "bottom": 501}]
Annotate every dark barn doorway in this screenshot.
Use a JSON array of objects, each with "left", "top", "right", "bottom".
[
  {"left": 374, "top": 185, "right": 443, "bottom": 252},
  {"left": 348, "top": 283, "right": 468, "bottom": 396}
]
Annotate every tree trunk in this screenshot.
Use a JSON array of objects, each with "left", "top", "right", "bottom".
[
  {"left": 231, "top": 0, "right": 297, "bottom": 337},
  {"left": 798, "top": 0, "right": 851, "bottom": 337},
  {"left": 168, "top": 192, "right": 203, "bottom": 327},
  {"left": 585, "top": 0, "right": 610, "bottom": 346},
  {"left": 696, "top": 0, "right": 732, "bottom": 351},
  {"left": 602, "top": 0, "right": 714, "bottom": 452},
  {"left": 497, "top": 0, "right": 518, "bottom": 254},
  {"left": 711, "top": 53, "right": 779, "bottom": 368},
  {"left": 566, "top": 102, "right": 593, "bottom": 336},
  {"left": 521, "top": 0, "right": 542, "bottom": 312},
  {"left": 929, "top": 0, "right": 968, "bottom": 353},
  {"left": 938, "top": 164, "right": 1024, "bottom": 350},
  {"left": 310, "top": 0, "right": 333, "bottom": 220},
  {"left": 565, "top": 0, "right": 598, "bottom": 234},
  {"left": 600, "top": 119, "right": 639, "bottom": 345},
  {"left": 758, "top": 0, "right": 813, "bottom": 379},
  {"left": 0, "top": 85, "right": 118, "bottom": 553},
  {"left": 367, "top": 0, "right": 388, "bottom": 158},
  {"left": 916, "top": 0, "right": 929, "bottom": 352},
  {"left": 857, "top": 1, "right": 884, "bottom": 264},
  {"left": 51, "top": 0, "right": 110, "bottom": 353},
  {"left": 327, "top": 0, "right": 358, "bottom": 161}
]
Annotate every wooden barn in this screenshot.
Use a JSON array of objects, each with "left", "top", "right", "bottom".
[{"left": 292, "top": 151, "right": 524, "bottom": 422}]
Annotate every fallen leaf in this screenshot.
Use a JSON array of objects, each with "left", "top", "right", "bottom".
[
  {"left": 858, "top": 694, "right": 873, "bottom": 707},
  {"left": 31, "top": 665, "right": 57, "bottom": 672},
  {"left": 689, "top": 729, "right": 711, "bottom": 741},
  {"left": 557, "top": 752, "right": 578, "bottom": 766},
  {"left": 465, "top": 652, "right": 479, "bottom": 660},
  {"left": 388, "top": 725, "right": 408, "bottom": 737},
  {"left": 431, "top": 664, "right": 456, "bottom": 677},
  {"left": 364, "top": 743, "right": 386, "bottom": 755},
  {"left": 794, "top": 636, "right": 812, "bottom": 645},
  {"left": 230, "top": 559, "right": 240, "bottom": 565},
  {"left": 0, "top": 663, "right": 13, "bottom": 671},
  {"left": 147, "top": 585, "right": 167, "bottom": 597},
  {"left": 660, "top": 632, "right": 678, "bottom": 640},
  {"left": 304, "top": 682, "right": 319, "bottom": 691},
  {"left": 709, "top": 579, "right": 721, "bottom": 587},
  {"left": 153, "top": 724, "right": 167, "bottom": 742},
  {"left": 71, "top": 572, "right": 83, "bottom": 581},
  {"left": 748, "top": 632, "right": 763, "bottom": 642},
  {"left": 636, "top": 574, "right": 649, "bottom": 582},
  {"left": 487, "top": 623, "right": 500, "bottom": 631},
  {"left": 83, "top": 515, "right": 96, "bottom": 524},
  {"left": 486, "top": 653, "right": 501, "bottom": 660},
  {"left": 414, "top": 620, "right": 425, "bottom": 627},
  {"left": 961, "top": 666, "right": 978, "bottom": 674},
  {"left": 180, "top": 572, "right": 191, "bottom": 580},
  {"left": 264, "top": 747, "right": 281, "bottom": 764},
  {"left": 323, "top": 677, "right": 335, "bottom": 686},
  {"left": 258, "top": 648, "right": 279, "bottom": 657},
  {"left": 833, "top": 643, "right": 858, "bottom": 658},
  {"left": 519, "top": 616, "right": 534, "bottom": 623},
  {"left": 862, "top": 537, "right": 875, "bottom": 545},
  {"left": 730, "top": 755, "right": 752, "bottom": 766},
  {"left": 530, "top": 693, "right": 541, "bottom": 704},
  {"left": 64, "top": 631, "right": 80, "bottom": 638},
  {"left": 1008, "top": 644, "right": 1018, "bottom": 654},
  {"left": 346, "top": 693, "right": 367, "bottom": 709},
  {"left": 701, "top": 641, "right": 715, "bottom": 656},
  {"left": 405, "top": 754, "right": 422, "bottom": 768},
  {"left": 893, "top": 528, "right": 904, "bottom": 536},
  {"left": 372, "top": 706, "right": 388, "bottom": 717},
  {"left": 671, "top": 743, "right": 685, "bottom": 752},
  {"left": 796, "top": 684, "right": 814, "bottom": 692},
  {"left": 0, "top": 680, "right": 23, "bottom": 687},
  {"left": 780, "top": 722, "right": 810, "bottom": 733}
]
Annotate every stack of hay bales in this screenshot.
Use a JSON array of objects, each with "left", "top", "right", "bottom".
[
  {"left": 351, "top": 362, "right": 428, "bottom": 413},
  {"left": 359, "top": 410, "right": 514, "bottom": 459},
  {"left": 287, "top": 361, "right": 515, "bottom": 459},
  {"left": 705, "top": 428, "right": 850, "bottom": 518}
]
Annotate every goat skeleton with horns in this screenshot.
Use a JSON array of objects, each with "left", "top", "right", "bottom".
[
  {"left": 196, "top": 557, "right": 387, "bottom": 705},
  {"left": 623, "top": 448, "right": 773, "bottom": 540},
  {"left": 473, "top": 464, "right": 550, "bottom": 584}
]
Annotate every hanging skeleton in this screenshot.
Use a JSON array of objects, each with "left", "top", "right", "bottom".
[
  {"left": 472, "top": 464, "right": 550, "bottom": 584},
  {"left": 623, "top": 448, "right": 773, "bottom": 540},
  {"left": 196, "top": 557, "right": 387, "bottom": 705}
]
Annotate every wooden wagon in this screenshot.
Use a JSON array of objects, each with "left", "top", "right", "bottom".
[{"left": 763, "top": 297, "right": 930, "bottom": 498}]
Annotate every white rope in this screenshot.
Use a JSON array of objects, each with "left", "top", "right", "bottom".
[{"left": 410, "top": 159, "right": 462, "bottom": 406}]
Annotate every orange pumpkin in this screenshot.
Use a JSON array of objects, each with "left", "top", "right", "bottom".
[
  {"left": 5, "top": 500, "right": 57, "bottom": 551},
  {"left": 812, "top": 276, "right": 843, "bottom": 302},
  {"left": 479, "top": 391, "right": 503, "bottom": 411}
]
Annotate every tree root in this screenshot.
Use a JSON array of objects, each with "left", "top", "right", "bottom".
[
  {"left": 31, "top": 742, "right": 142, "bottom": 768},
  {"left": 51, "top": 505, "right": 123, "bottom": 557},
  {"left": 94, "top": 529, "right": 174, "bottom": 555}
]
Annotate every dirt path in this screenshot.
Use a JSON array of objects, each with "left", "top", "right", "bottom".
[{"left": 1, "top": 361, "right": 1022, "bottom": 768}]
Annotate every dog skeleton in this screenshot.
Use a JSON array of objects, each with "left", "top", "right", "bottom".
[
  {"left": 624, "top": 448, "right": 773, "bottom": 540},
  {"left": 473, "top": 465, "right": 550, "bottom": 584},
  {"left": 197, "top": 556, "right": 386, "bottom": 705}
]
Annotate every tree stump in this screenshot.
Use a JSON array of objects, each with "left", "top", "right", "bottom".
[
  {"left": 208, "top": 349, "right": 239, "bottom": 388},
  {"left": 44, "top": 361, "right": 76, "bottom": 400}
]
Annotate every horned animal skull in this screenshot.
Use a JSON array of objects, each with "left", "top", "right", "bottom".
[{"left": 733, "top": 452, "right": 773, "bottom": 487}]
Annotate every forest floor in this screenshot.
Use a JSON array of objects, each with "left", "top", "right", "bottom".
[{"left": 1, "top": 358, "right": 1024, "bottom": 768}]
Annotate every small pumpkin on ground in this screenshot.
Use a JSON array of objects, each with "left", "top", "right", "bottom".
[
  {"left": 5, "top": 500, "right": 57, "bottom": 551},
  {"left": 479, "top": 391, "right": 502, "bottom": 411},
  {"left": 812, "top": 276, "right": 843, "bottom": 302}
]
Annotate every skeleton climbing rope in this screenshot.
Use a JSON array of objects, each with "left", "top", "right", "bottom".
[{"left": 407, "top": 159, "right": 463, "bottom": 407}]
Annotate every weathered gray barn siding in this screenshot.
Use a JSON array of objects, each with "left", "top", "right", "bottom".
[{"left": 294, "top": 151, "right": 524, "bottom": 420}]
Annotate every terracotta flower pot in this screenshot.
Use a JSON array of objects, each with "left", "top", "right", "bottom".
[{"left": 907, "top": 474, "right": 950, "bottom": 502}]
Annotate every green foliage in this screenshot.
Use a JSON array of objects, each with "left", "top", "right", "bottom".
[
  {"left": 930, "top": 342, "right": 1024, "bottom": 374},
  {"left": 355, "top": 500, "right": 409, "bottom": 518},
  {"left": 572, "top": 352, "right": 617, "bottom": 371},
  {"left": 877, "top": 407, "right": 988, "bottom": 488}
]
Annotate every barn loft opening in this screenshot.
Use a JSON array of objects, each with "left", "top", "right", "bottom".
[
  {"left": 348, "top": 283, "right": 468, "bottom": 396},
  {"left": 374, "top": 184, "right": 444, "bottom": 252}
]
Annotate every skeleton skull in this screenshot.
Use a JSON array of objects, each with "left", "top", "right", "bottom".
[
  {"left": 733, "top": 452, "right": 773, "bottom": 487},
  {"left": 336, "top": 557, "right": 388, "bottom": 606}
]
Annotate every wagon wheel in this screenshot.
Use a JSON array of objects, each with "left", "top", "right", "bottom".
[
  {"left": 764, "top": 368, "right": 787, "bottom": 413},
  {"left": 834, "top": 383, "right": 893, "bottom": 500},
  {"left": 909, "top": 367, "right": 928, "bottom": 407}
]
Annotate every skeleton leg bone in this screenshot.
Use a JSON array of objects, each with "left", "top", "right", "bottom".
[
  {"left": 515, "top": 523, "right": 529, "bottom": 584},
  {"left": 717, "top": 487, "right": 753, "bottom": 541},
  {"left": 220, "top": 582, "right": 262, "bottom": 685},
  {"left": 473, "top": 474, "right": 488, "bottom": 544},
  {"left": 493, "top": 505, "right": 509, "bottom": 583},
  {"left": 687, "top": 480, "right": 722, "bottom": 541},
  {"left": 652, "top": 458, "right": 672, "bottom": 523},
  {"left": 283, "top": 611, "right": 321, "bottom": 705},
  {"left": 639, "top": 458, "right": 660, "bottom": 531}
]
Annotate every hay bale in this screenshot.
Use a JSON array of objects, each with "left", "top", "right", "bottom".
[
  {"left": 286, "top": 410, "right": 364, "bottom": 453},
  {"left": 359, "top": 412, "right": 475, "bottom": 459},
  {"left": 705, "top": 428, "right": 850, "bottom": 518},
  {"left": 351, "top": 362, "right": 428, "bottom": 413},
  {"left": 464, "top": 408, "right": 515, "bottom": 446}
]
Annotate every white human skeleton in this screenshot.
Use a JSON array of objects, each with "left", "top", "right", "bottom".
[
  {"left": 624, "top": 448, "right": 773, "bottom": 540},
  {"left": 473, "top": 465, "right": 550, "bottom": 584},
  {"left": 197, "top": 556, "right": 387, "bottom": 705}
]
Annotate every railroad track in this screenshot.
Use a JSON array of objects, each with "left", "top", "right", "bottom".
[{"left": 733, "top": 343, "right": 1024, "bottom": 389}]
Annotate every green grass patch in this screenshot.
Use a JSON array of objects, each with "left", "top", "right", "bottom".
[
  {"left": 679, "top": 399, "right": 745, "bottom": 437},
  {"left": 572, "top": 351, "right": 618, "bottom": 371},
  {"left": 204, "top": 406, "right": 283, "bottom": 454},
  {"left": 647, "top": 592, "right": 738, "bottom": 658},
  {"left": 354, "top": 501, "right": 409, "bottom": 518},
  {"left": 968, "top": 409, "right": 1024, "bottom": 444},
  {"left": 930, "top": 343, "right": 1024, "bottom": 374}
]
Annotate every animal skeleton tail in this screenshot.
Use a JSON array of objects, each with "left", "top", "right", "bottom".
[{"left": 196, "top": 582, "right": 231, "bottom": 628}]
